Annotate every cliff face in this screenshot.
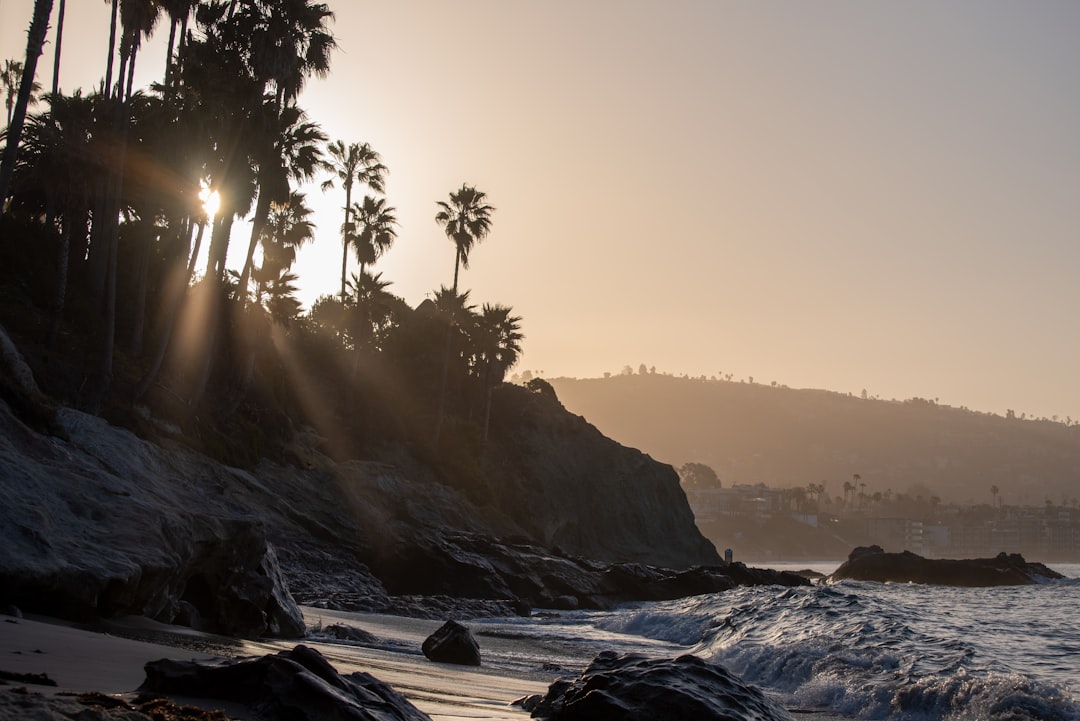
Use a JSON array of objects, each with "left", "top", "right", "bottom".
[
  {"left": 0, "top": 379, "right": 717, "bottom": 628},
  {"left": 485, "top": 384, "right": 719, "bottom": 569}
]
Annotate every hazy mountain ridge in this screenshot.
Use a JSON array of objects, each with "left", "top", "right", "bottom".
[{"left": 549, "top": 374, "right": 1080, "bottom": 506}]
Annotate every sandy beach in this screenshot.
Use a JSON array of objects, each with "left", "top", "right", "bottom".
[{"left": 0, "top": 608, "right": 549, "bottom": 721}]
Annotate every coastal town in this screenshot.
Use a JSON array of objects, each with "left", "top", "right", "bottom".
[{"left": 683, "top": 479, "right": 1080, "bottom": 563}]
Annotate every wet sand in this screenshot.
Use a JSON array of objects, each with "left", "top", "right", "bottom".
[
  {"left": 0, "top": 610, "right": 543, "bottom": 720},
  {"left": 0, "top": 608, "right": 842, "bottom": 721}
]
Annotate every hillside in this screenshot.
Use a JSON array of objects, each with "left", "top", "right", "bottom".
[{"left": 549, "top": 374, "right": 1080, "bottom": 507}]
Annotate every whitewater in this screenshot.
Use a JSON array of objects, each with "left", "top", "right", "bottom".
[{"left": 456, "top": 562, "right": 1080, "bottom": 721}]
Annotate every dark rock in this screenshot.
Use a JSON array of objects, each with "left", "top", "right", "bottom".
[
  {"left": 488, "top": 384, "right": 720, "bottom": 569},
  {"left": 421, "top": 620, "right": 482, "bottom": 666},
  {"left": 370, "top": 533, "right": 809, "bottom": 613},
  {"left": 829, "top": 547, "right": 1065, "bottom": 586},
  {"left": 323, "top": 623, "right": 377, "bottom": 643},
  {"left": 0, "top": 670, "right": 56, "bottom": 686},
  {"left": 517, "top": 651, "right": 793, "bottom": 721},
  {"left": 141, "top": 644, "right": 431, "bottom": 721}
]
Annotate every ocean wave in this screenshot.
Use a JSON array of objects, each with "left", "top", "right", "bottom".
[{"left": 590, "top": 581, "right": 1079, "bottom": 721}]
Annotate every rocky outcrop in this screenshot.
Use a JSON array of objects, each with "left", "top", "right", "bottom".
[
  {"left": 421, "top": 620, "right": 482, "bottom": 666},
  {"left": 486, "top": 384, "right": 719, "bottom": 569},
  {"left": 516, "top": 651, "right": 793, "bottom": 721},
  {"left": 142, "top": 645, "right": 431, "bottom": 721},
  {"left": 828, "top": 546, "right": 1065, "bottom": 586},
  {"left": 0, "top": 377, "right": 781, "bottom": 630},
  {"left": 0, "top": 403, "right": 306, "bottom": 637},
  {"left": 368, "top": 532, "right": 808, "bottom": 612}
]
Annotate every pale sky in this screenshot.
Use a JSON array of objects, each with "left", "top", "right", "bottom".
[{"left": 3, "top": 1, "right": 1080, "bottom": 421}]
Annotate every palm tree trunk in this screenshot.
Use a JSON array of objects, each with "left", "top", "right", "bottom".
[
  {"left": 104, "top": 0, "right": 119, "bottom": 98},
  {"left": 339, "top": 184, "right": 353, "bottom": 302},
  {"left": 129, "top": 220, "right": 152, "bottom": 354},
  {"left": 433, "top": 249, "right": 463, "bottom": 444},
  {"left": 237, "top": 182, "right": 273, "bottom": 307},
  {"left": 0, "top": 0, "right": 54, "bottom": 204},
  {"left": 186, "top": 219, "right": 205, "bottom": 278},
  {"left": 164, "top": 18, "right": 177, "bottom": 89},
  {"left": 51, "top": 0, "right": 66, "bottom": 96},
  {"left": 47, "top": 199, "right": 75, "bottom": 348}
]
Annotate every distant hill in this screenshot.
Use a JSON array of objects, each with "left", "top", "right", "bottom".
[{"left": 548, "top": 374, "right": 1080, "bottom": 507}]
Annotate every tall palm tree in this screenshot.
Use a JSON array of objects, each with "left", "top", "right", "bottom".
[
  {"left": 0, "top": 0, "right": 54, "bottom": 204},
  {"left": 435, "top": 184, "right": 495, "bottom": 294},
  {"left": 433, "top": 184, "right": 494, "bottom": 443},
  {"left": 116, "top": 0, "right": 162, "bottom": 103},
  {"left": 320, "top": 140, "right": 386, "bottom": 302},
  {"left": 159, "top": 0, "right": 195, "bottom": 91},
  {"left": 238, "top": 0, "right": 335, "bottom": 112},
  {"left": 346, "top": 195, "right": 397, "bottom": 276},
  {"left": 237, "top": 102, "right": 326, "bottom": 301},
  {"left": 254, "top": 190, "right": 316, "bottom": 288}
]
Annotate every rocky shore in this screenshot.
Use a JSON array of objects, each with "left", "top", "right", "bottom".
[{"left": 0, "top": 383, "right": 808, "bottom": 638}]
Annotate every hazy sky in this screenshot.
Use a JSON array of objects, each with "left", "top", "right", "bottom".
[{"left": 3, "top": 1, "right": 1080, "bottom": 421}]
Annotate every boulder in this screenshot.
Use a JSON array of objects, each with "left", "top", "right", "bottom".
[
  {"left": 421, "top": 620, "right": 481, "bottom": 666},
  {"left": 828, "top": 547, "right": 1065, "bottom": 586},
  {"left": 0, "top": 403, "right": 305, "bottom": 637},
  {"left": 141, "top": 644, "right": 431, "bottom": 721},
  {"left": 515, "top": 651, "right": 793, "bottom": 721}
]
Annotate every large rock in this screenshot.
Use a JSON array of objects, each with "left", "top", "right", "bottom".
[
  {"left": 370, "top": 532, "right": 809, "bottom": 612},
  {"left": 516, "top": 651, "right": 793, "bottom": 721},
  {"left": 487, "top": 384, "right": 720, "bottom": 569},
  {"left": 828, "top": 546, "right": 1065, "bottom": 586},
  {"left": 0, "top": 403, "right": 305, "bottom": 637},
  {"left": 421, "top": 620, "right": 482, "bottom": 666},
  {"left": 142, "top": 645, "right": 431, "bottom": 721}
]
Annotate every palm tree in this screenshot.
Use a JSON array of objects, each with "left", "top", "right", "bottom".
[
  {"left": 991, "top": 485, "right": 1000, "bottom": 508},
  {"left": 473, "top": 303, "right": 523, "bottom": 441},
  {"left": 320, "top": 140, "right": 386, "bottom": 302},
  {"left": 346, "top": 195, "right": 397, "bottom": 276},
  {"left": 159, "top": 0, "right": 196, "bottom": 91},
  {"left": 0, "top": 0, "right": 54, "bottom": 204},
  {"left": 434, "top": 184, "right": 495, "bottom": 294},
  {"left": 238, "top": 0, "right": 335, "bottom": 112},
  {"left": 346, "top": 270, "right": 403, "bottom": 354},
  {"left": 3, "top": 60, "right": 42, "bottom": 128},
  {"left": 116, "top": 0, "right": 162, "bottom": 103},
  {"left": 12, "top": 92, "right": 98, "bottom": 346},
  {"left": 432, "top": 184, "right": 495, "bottom": 442},
  {"left": 255, "top": 190, "right": 316, "bottom": 286},
  {"left": 237, "top": 102, "right": 326, "bottom": 301}
]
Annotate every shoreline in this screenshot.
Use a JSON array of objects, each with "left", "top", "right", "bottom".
[
  {"left": 0, "top": 609, "right": 547, "bottom": 720},
  {"left": 1, "top": 607, "right": 848, "bottom": 721}
]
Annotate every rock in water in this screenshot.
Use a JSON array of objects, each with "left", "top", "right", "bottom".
[
  {"left": 828, "top": 546, "right": 1065, "bottom": 586},
  {"left": 518, "top": 651, "right": 793, "bottom": 721},
  {"left": 421, "top": 620, "right": 481, "bottom": 666},
  {"left": 142, "top": 644, "right": 431, "bottom": 721}
]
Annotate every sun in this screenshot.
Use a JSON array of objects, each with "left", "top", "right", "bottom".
[{"left": 199, "top": 181, "right": 221, "bottom": 219}]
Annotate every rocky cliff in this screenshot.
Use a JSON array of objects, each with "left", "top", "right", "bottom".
[{"left": 0, "top": 376, "right": 729, "bottom": 633}]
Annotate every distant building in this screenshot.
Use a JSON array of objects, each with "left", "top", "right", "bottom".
[{"left": 865, "top": 518, "right": 924, "bottom": 554}]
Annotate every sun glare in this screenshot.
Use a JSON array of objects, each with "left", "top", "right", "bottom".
[{"left": 199, "top": 182, "right": 221, "bottom": 219}]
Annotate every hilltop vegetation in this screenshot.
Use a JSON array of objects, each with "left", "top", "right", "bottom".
[{"left": 548, "top": 373, "right": 1080, "bottom": 508}]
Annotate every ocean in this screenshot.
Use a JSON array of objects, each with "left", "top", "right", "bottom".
[{"left": 463, "top": 562, "right": 1080, "bottom": 721}]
